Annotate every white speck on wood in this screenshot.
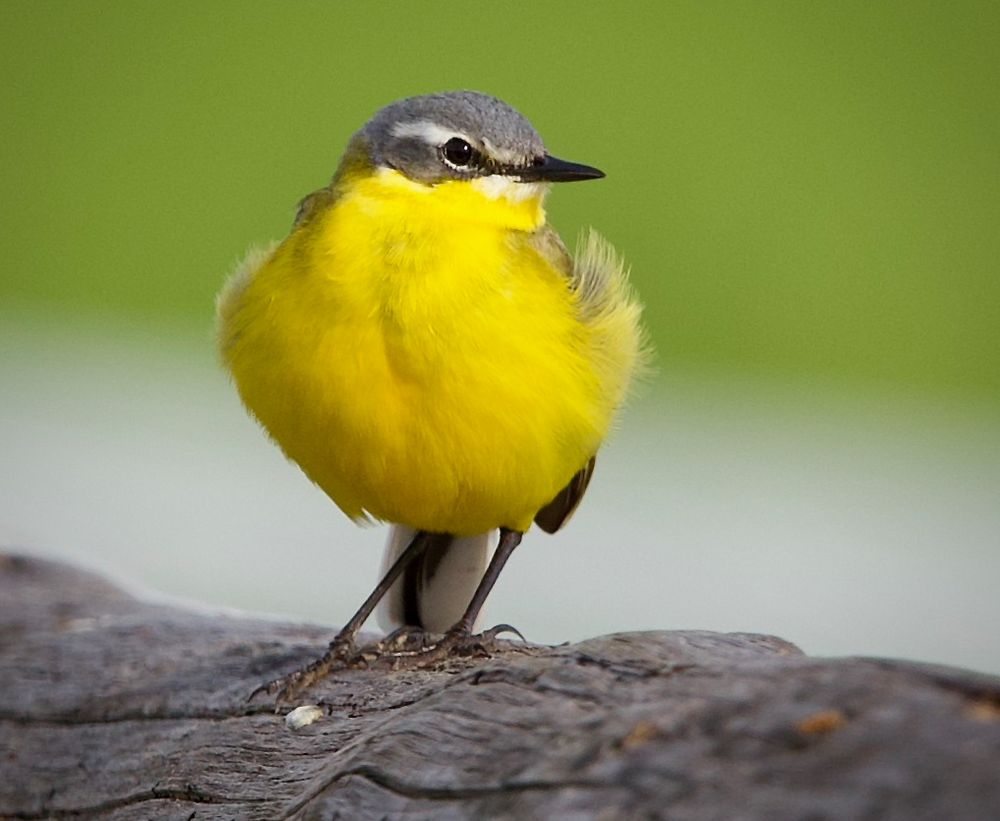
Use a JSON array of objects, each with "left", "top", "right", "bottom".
[{"left": 285, "top": 704, "right": 323, "bottom": 730}]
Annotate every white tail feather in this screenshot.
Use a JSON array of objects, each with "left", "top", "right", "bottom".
[{"left": 376, "top": 525, "right": 496, "bottom": 634}]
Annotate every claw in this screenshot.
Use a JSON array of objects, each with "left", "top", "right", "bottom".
[{"left": 483, "top": 623, "right": 527, "bottom": 643}]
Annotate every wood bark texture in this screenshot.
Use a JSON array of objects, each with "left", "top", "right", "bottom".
[{"left": 1, "top": 552, "right": 999, "bottom": 820}]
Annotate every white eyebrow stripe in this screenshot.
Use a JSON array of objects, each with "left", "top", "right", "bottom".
[{"left": 391, "top": 119, "right": 473, "bottom": 147}]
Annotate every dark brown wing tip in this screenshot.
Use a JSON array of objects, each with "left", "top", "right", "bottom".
[{"left": 533, "top": 455, "right": 597, "bottom": 534}]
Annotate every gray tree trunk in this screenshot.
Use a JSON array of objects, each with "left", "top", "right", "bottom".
[{"left": 1, "top": 552, "right": 998, "bottom": 820}]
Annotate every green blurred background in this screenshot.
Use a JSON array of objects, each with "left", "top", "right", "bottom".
[
  {"left": 4, "top": 0, "right": 999, "bottom": 397},
  {"left": 2, "top": 2, "right": 999, "bottom": 671}
]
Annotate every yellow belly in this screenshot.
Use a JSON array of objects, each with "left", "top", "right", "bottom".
[{"left": 218, "top": 171, "right": 615, "bottom": 535}]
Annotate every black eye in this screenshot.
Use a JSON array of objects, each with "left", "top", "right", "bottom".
[{"left": 443, "top": 137, "right": 474, "bottom": 168}]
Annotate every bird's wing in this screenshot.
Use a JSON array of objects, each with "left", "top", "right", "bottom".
[
  {"left": 534, "top": 454, "right": 597, "bottom": 534},
  {"left": 526, "top": 227, "right": 596, "bottom": 534}
]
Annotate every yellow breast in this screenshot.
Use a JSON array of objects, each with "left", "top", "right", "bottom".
[{"left": 217, "top": 169, "right": 623, "bottom": 535}]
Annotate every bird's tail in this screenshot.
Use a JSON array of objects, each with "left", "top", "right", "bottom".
[{"left": 376, "top": 525, "right": 496, "bottom": 634}]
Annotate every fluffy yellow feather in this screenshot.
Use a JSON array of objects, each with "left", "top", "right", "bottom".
[{"left": 218, "top": 165, "right": 642, "bottom": 534}]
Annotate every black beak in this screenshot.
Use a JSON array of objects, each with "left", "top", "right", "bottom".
[{"left": 506, "top": 153, "right": 605, "bottom": 183}]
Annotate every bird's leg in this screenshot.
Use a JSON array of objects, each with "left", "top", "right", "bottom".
[
  {"left": 448, "top": 527, "right": 523, "bottom": 635},
  {"left": 403, "top": 528, "right": 525, "bottom": 665},
  {"left": 250, "top": 530, "right": 438, "bottom": 704}
]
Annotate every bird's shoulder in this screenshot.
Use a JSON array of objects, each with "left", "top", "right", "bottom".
[
  {"left": 294, "top": 187, "right": 335, "bottom": 227},
  {"left": 525, "top": 224, "right": 573, "bottom": 278}
]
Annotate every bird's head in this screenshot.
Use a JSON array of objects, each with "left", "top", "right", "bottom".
[{"left": 335, "top": 91, "right": 603, "bottom": 218}]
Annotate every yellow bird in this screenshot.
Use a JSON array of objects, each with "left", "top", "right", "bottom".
[{"left": 216, "top": 91, "right": 645, "bottom": 699}]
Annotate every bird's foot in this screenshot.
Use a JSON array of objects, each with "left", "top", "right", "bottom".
[
  {"left": 248, "top": 635, "right": 357, "bottom": 706},
  {"left": 371, "top": 625, "right": 435, "bottom": 654},
  {"left": 249, "top": 624, "right": 526, "bottom": 705},
  {"left": 381, "top": 623, "right": 525, "bottom": 670}
]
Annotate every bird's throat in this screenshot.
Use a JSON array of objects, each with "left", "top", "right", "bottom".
[{"left": 350, "top": 167, "right": 547, "bottom": 233}]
